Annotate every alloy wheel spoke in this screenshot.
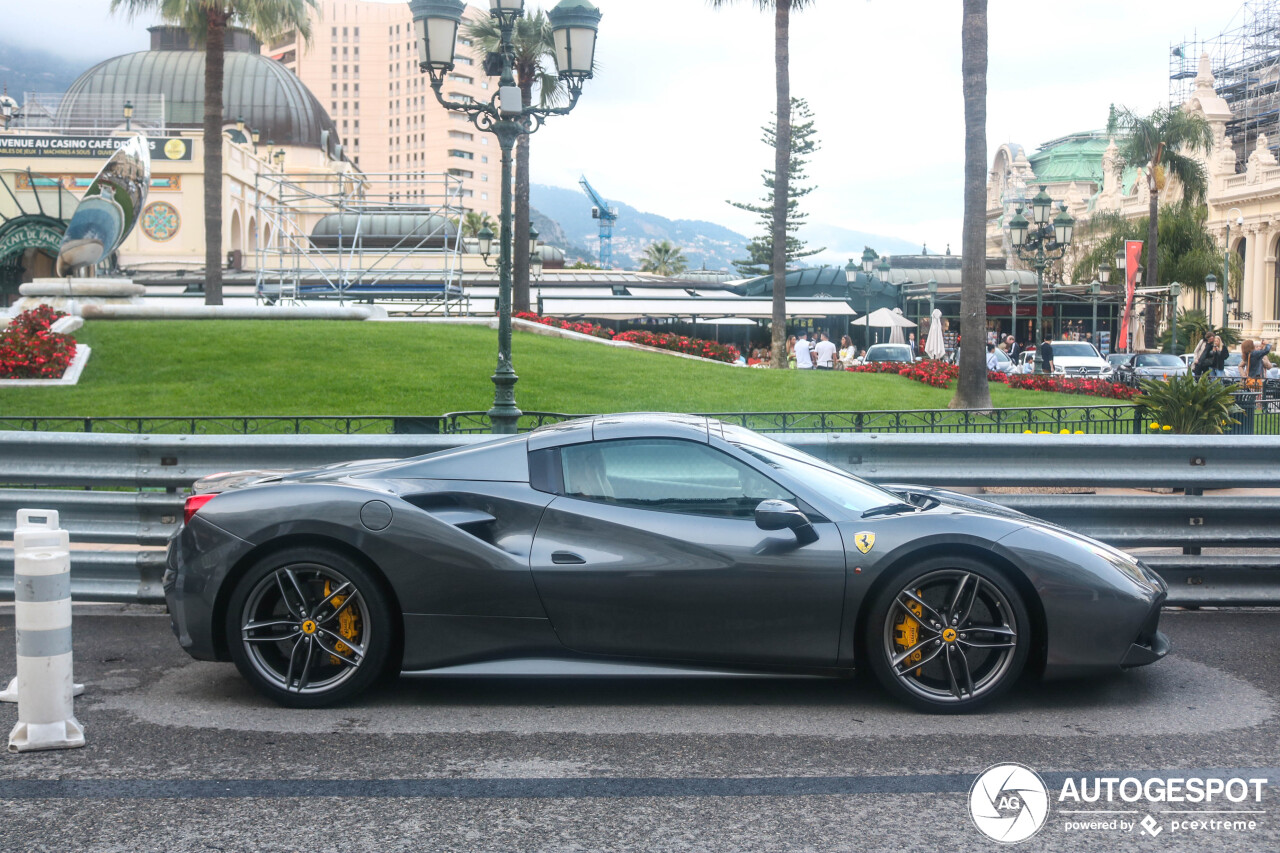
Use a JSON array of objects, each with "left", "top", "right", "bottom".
[
  {"left": 294, "top": 637, "right": 316, "bottom": 692},
  {"left": 244, "top": 629, "right": 301, "bottom": 645},
  {"left": 952, "top": 644, "right": 976, "bottom": 697},
  {"left": 969, "top": 625, "right": 1016, "bottom": 638},
  {"left": 944, "top": 646, "right": 964, "bottom": 700},
  {"left": 955, "top": 577, "right": 981, "bottom": 626},
  {"left": 310, "top": 581, "right": 353, "bottom": 620},
  {"left": 958, "top": 638, "right": 1017, "bottom": 650},
  {"left": 317, "top": 626, "right": 365, "bottom": 662},
  {"left": 898, "top": 589, "right": 945, "bottom": 628},
  {"left": 894, "top": 642, "right": 943, "bottom": 677},
  {"left": 947, "top": 573, "right": 971, "bottom": 622},
  {"left": 283, "top": 568, "right": 312, "bottom": 615},
  {"left": 315, "top": 633, "right": 362, "bottom": 668},
  {"left": 275, "top": 572, "right": 304, "bottom": 620},
  {"left": 283, "top": 636, "right": 305, "bottom": 689},
  {"left": 244, "top": 618, "right": 295, "bottom": 633},
  {"left": 317, "top": 591, "right": 360, "bottom": 625}
]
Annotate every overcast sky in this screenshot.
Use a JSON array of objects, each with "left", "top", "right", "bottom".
[{"left": 8, "top": 0, "right": 1247, "bottom": 252}]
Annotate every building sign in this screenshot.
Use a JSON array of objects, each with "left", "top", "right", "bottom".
[
  {"left": 0, "top": 220, "right": 64, "bottom": 259},
  {"left": 0, "top": 135, "right": 193, "bottom": 162}
]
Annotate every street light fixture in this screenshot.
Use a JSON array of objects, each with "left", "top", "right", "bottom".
[
  {"left": 926, "top": 277, "right": 938, "bottom": 316},
  {"left": 409, "top": 0, "right": 601, "bottom": 434},
  {"left": 1088, "top": 280, "right": 1102, "bottom": 345},
  {"left": 1010, "top": 281, "right": 1021, "bottom": 345},
  {"left": 1169, "top": 281, "right": 1182, "bottom": 355},
  {"left": 1206, "top": 273, "right": 1217, "bottom": 330},
  {"left": 477, "top": 226, "right": 495, "bottom": 259},
  {"left": 1008, "top": 186, "right": 1074, "bottom": 373},
  {"left": 123, "top": 99, "right": 134, "bottom": 132}
]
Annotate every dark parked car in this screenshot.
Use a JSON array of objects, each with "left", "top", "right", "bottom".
[
  {"left": 1114, "top": 353, "right": 1189, "bottom": 386},
  {"left": 858, "top": 343, "right": 916, "bottom": 365},
  {"left": 166, "top": 414, "right": 1168, "bottom": 713}
]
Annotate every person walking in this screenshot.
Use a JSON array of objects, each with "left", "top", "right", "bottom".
[
  {"left": 794, "top": 331, "right": 814, "bottom": 370},
  {"left": 838, "top": 335, "right": 856, "bottom": 368},
  {"left": 985, "top": 342, "right": 1001, "bottom": 372},
  {"left": 1005, "top": 334, "right": 1018, "bottom": 359},
  {"left": 1193, "top": 334, "right": 1219, "bottom": 379},
  {"left": 786, "top": 335, "right": 797, "bottom": 369}
]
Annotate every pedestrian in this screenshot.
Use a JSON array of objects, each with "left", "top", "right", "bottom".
[
  {"left": 1192, "top": 335, "right": 1216, "bottom": 379},
  {"left": 908, "top": 332, "right": 917, "bottom": 355},
  {"left": 1242, "top": 339, "right": 1272, "bottom": 389},
  {"left": 1039, "top": 334, "right": 1055, "bottom": 373},
  {"left": 839, "top": 335, "right": 856, "bottom": 368},
  {"left": 814, "top": 332, "right": 837, "bottom": 370},
  {"left": 985, "top": 342, "right": 1001, "bottom": 372},
  {"left": 786, "top": 335, "right": 797, "bottom": 369},
  {"left": 1005, "top": 334, "right": 1018, "bottom": 359},
  {"left": 794, "top": 331, "right": 814, "bottom": 370},
  {"left": 1211, "top": 336, "right": 1228, "bottom": 379}
]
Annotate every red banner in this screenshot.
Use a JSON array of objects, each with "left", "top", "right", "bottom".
[{"left": 1117, "top": 240, "right": 1143, "bottom": 351}]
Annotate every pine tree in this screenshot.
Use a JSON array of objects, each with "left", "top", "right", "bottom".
[{"left": 728, "top": 97, "right": 825, "bottom": 278}]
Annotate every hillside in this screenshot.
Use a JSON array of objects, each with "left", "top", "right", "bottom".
[{"left": 0, "top": 41, "right": 92, "bottom": 97}]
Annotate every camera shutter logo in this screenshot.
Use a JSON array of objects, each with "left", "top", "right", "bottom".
[{"left": 969, "top": 763, "right": 1050, "bottom": 844}]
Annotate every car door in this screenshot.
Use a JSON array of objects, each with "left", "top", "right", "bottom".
[{"left": 528, "top": 437, "right": 847, "bottom": 666}]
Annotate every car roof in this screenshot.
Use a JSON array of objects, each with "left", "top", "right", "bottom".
[{"left": 528, "top": 412, "right": 713, "bottom": 449}]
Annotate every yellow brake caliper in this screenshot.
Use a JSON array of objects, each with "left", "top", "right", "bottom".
[
  {"left": 323, "top": 581, "right": 361, "bottom": 665},
  {"left": 893, "top": 591, "right": 925, "bottom": 676}
]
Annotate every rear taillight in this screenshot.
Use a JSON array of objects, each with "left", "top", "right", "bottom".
[{"left": 184, "top": 493, "right": 217, "bottom": 524}]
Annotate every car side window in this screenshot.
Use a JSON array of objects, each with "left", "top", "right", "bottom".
[{"left": 560, "top": 438, "right": 794, "bottom": 519}]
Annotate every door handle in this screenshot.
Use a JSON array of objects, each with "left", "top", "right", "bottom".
[{"left": 551, "top": 551, "right": 586, "bottom": 565}]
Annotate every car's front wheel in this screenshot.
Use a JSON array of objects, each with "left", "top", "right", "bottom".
[
  {"left": 225, "top": 547, "right": 393, "bottom": 708},
  {"left": 865, "top": 556, "right": 1030, "bottom": 713}
]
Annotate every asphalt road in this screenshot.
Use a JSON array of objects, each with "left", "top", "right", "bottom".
[{"left": 0, "top": 605, "right": 1278, "bottom": 853}]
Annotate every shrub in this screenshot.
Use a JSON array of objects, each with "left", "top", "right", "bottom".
[
  {"left": 850, "top": 359, "right": 958, "bottom": 389},
  {"left": 1134, "top": 373, "right": 1241, "bottom": 434},
  {"left": 514, "top": 311, "right": 615, "bottom": 340},
  {"left": 613, "top": 329, "right": 741, "bottom": 364},
  {"left": 0, "top": 305, "right": 78, "bottom": 380},
  {"left": 998, "top": 372, "right": 1139, "bottom": 401}
]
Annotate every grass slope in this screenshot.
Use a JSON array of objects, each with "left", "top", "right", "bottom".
[{"left": 0, "top": 321, "right": 1118, "bottom": 416}]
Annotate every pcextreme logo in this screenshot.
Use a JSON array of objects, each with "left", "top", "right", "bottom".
[
  {"left": 969, "top": 763, "right": 1051, "bottom": 844},
  {"left": 969, "top": 763, "right": 1270, "bottom": 844}
]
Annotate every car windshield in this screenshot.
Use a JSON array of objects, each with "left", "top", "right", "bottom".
[
  {"left": 1052, "top": 343, "right": 1100, "bottom": 358},
  {"left": 1136, "top": 354, "right": 1184, "bottom": 368},
  {"left": 1226, "top": 353, "right": 1242, "bottom": 366},
  {"left": 866, "top": 345, "right": 913, "bottom": 362},
  {"left": 721, "top": 425, "right": 905, "bottom": 515},
  {"left": 1107, "top": 354, "right": 1129, "bottom": 366}
]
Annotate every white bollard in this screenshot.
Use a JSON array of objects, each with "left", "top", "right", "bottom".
[{"left": 5, "top": 509, "right": 85, "bottom": 751}]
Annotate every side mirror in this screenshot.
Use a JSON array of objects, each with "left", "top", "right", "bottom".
[{"left": 755, "top": 500, "right": 819, "bottom": 546}]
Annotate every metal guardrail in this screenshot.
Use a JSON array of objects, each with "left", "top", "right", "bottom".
[{"left": 1, "top": 431, "right": 1277, "bottom": 606}]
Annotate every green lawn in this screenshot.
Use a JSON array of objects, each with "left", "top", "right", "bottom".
[{"left": 1, "top": 320, "right": 1125, "bottom": 417}]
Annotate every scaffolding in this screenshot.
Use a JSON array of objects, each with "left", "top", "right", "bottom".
[
  {"left": 253, "top": 171, "right": 471, "bottom": 314},
  {"left": 1170, "top": 0, "right": 1280, "bottom": 172}
]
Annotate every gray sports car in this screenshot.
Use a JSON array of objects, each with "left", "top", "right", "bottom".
[{"left": 164, "top": 413, "right": 1169, "bottom": 713}]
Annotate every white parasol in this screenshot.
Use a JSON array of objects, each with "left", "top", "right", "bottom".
[
  {"left": 889, "top": 309, "right": 908, "bottom": 344},
  {"left": 924, "top": 308, "right": 946, "bottom": 359}
]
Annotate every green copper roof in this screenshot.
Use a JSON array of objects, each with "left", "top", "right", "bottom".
[{"left": 1028, "top": 132, "right": 1108, "bottom": 185}]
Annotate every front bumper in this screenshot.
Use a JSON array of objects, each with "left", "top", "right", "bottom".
[{"left": 1121, "top": 586, "right": 1170, "bottom": 668}]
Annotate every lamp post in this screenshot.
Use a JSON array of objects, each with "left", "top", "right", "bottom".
[
  {"left": 846, "top": 248, "right": 878, "bottom": 349},
  {"left": 1010, "top": 280, "right": 1020, "bottom": 346},
  {"left": 529, "top": 225, "right": 544, "bottom": 280},
  {"left": 123, "top": 99, "right": 134, "bottom": 132},
  {"left": 874, "top": 258, "right": 891, "bottom": 345},
  {"left": 409, "top": 0, "right": 601, "bottom": 434},
  {"left": 1169, "top": 281, "right": 1182, "bottom": 355},
  {"left": 1206, "top": 273, "right": 1217, "bottom": 331},
  {"left": 1093, "top": 261, "right": 1110, "bottom": 348},
  {"left": 926, "top": 277, "right": 938, "bottom": 316},
  {"left": 1007, "top": 186, "right": 1075, "bottom": 372}
]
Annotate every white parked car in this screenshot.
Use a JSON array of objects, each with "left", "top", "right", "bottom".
[{"left": 1044, "top": 340, "right": 1112, "bottom": 378}]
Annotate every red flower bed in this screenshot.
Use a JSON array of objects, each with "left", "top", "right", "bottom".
[
  {"left": 850, "top": 359, "right": 957, "bottom": 388},
  {"left": 613, "top": 329, "right": 741, "bottom": 364},
  {"left": 514, "top": 311, "right": 615, "bottom": 339},
  {"left": 990, "top": 371, "right": 1139, "bottom": 401},
  {"left": 0, "top": 305, "right": 77, "bottom": 380}
]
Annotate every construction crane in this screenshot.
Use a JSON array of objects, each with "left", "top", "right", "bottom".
[{"left": 578, "top": 175, "right": 618, "bottom": 269}]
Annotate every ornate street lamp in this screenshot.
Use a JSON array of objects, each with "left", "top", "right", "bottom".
[
  {"left": 123, "top": 99, "right": 134, "bottom": 132},
  {"left": 1169, "top": 281, "right": 1182, "bottom": 355},
  {"left": 477, "top": 225, "right": 495, "bottom": 259},
  {"left": 408, "top": 0, "right": 601, "bottom": 433},
  {"left": 1008, "top": 186, "right": 1074, "bottom": 373},
  {"left": 926, "top": 277, "right": 938, "bottom": 317},
  {"left": 1206, "top": 273, "right": 1217, "bottom": 330}
]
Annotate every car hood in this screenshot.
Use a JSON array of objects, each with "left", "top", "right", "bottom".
[
  {"left": 193, "top": 458, "right": 403, "bottom": 494},
  {"left": 1053, "top": 356, "right": 1108, "bottom": 367}
]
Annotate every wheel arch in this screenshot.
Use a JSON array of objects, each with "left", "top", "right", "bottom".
[
  {"left": 211, "top": 533, "right": 404, "bottom": 670},
  {"left": 852, "top": 543, "right": 1047, "bottom": 677}
]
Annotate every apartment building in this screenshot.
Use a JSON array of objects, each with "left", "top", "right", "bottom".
[{"left": 266, "top": 1, "right": 498, "bottom": 217}]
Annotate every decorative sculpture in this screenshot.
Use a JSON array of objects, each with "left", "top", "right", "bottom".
[{"left": 55, "top": 135, "right": 150, "bottom": 277}]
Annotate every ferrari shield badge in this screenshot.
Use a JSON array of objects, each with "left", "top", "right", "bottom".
[{"left": 855, "top": 532, "right": 876, "bottom": 554}]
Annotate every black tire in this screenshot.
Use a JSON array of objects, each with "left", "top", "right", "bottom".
[
  {"left": 225, "top": 546, "right": 394, "bottom": 708},
  {"left": 864, "top": 555, "right": 1030, "bottom": 714}
]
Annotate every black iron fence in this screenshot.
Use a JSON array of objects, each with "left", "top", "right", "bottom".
[{"left": 3, "top": 396, "right": 1278, "bottom": 436}]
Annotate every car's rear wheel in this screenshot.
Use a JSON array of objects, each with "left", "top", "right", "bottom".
[
  {"left": 865, "top": 556, "right": 1029, "bottom": 713},
  {"left": 226, "top": 547, "right": 392, "bottom": 708}
]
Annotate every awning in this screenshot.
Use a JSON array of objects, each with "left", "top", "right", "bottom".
[{"left": 538, "top": 297, "right": 856, "bottom": 321}]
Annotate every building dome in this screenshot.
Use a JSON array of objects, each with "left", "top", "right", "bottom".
[
  {"left": 58, "top": 27, "right": 340, "bottom": 156},
  {"left": 311, "top": 213, "right": 459, "bottom": 249}
]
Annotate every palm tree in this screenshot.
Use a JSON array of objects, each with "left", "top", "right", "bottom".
[
  {"left": 1107, "top": 105, "right": 1214, "bottom": 346},
  {"left": 951, "top": 0, "right": 991, "bottom": 408},
  {"left": 111, "top": 0, "right": 317, "bottom": 306},
  {"left": 462, "top": 211, "right": 497, "bottom": 238},
  {"left": 710, "top": 0, "right": 814, "bottom": 368},
  {"left": 639, "top": 240, "right": 688, "bottom": 277},
  {"left": 467, "top": 11, "right": 561, "bottom": 315}
]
